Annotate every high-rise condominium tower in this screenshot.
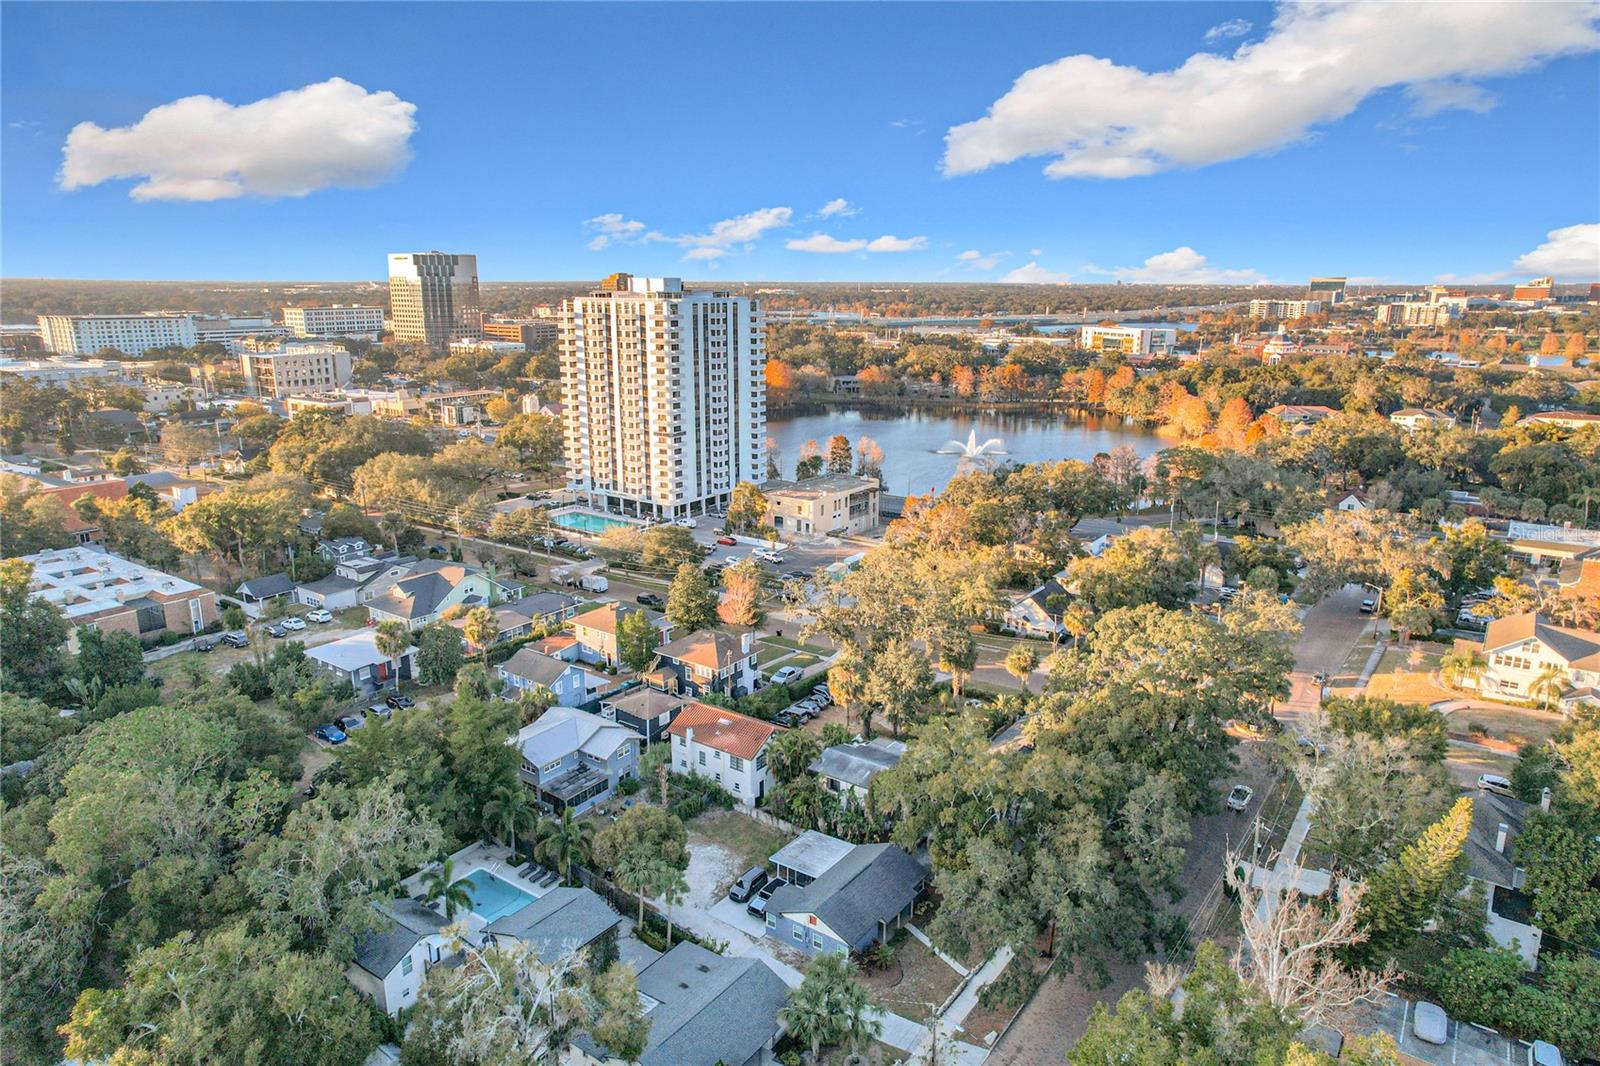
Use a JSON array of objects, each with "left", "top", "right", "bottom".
[
  {"left": 386, "top": 252, "right": 482, "bottom": 348},
  {"left": 561, "top": 274, "right": 766, "bottom": 520}
]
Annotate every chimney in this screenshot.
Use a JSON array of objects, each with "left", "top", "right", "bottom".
[
  {"left": 684, "top": 727, "right": 694, "bottom": 747},
  {"left": 1541, "top": 787, "right": 1552, "bottom": 812},
  {"left": 1495, "top": 823, "right": 1509, "bottom": 854},
  {"left": 741, "top": 632, "right": 752, "bottom": 656}
]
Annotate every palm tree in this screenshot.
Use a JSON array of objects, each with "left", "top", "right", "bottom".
[
  {"left": 374, "top": 620, "right": 410, "bottom": 667},
  {"left": 1061, "top": 604, "right": 1092, "bottom": 649},
  {"left": 462, "top": 605, "right": 499, "bottom": 663},
  {"left": 1530, "top": 664, "right": 1568, "bottom": 711},
  {"left": 1439, "top": 649, "right": 1487, "bottom": 692},
  {"left": 650, "top": 861, "right": 689, "bottom": 948},
  {"left": 534, "top": 808, "right": 592, "bottom": 885},
  {"left": 1004, "top": 643, "right": 1040, "bottom": 694},
  {"left": 937, "top": 632, "right": 978, "bottom": 704},
  {"left": 423, "top": 858, "right": 473, "bottom": 921},
  {"left": 779, "top": 952, "right": 881, "bottom": 1063},
  {"left": 483, "top": 782, "right": 537, "bottom": 862},
  {"left": 778, "top": 970, "right": 834, "bottom": 1063},
  {"left": 379, "top": 511, "right": 407, "bottom": 555},
  {"left": 615, "top": 851, "right": 654, "bottom": 929}
]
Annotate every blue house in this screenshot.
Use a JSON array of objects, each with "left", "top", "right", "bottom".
[
  {"left": 497, "top": 646, "right": 592, "bottom": 706},
  {"left": 508, "top": 707, "right": 642, "bottom": 815},
  {"left": 765, "top": 843, "right": 926, "bottom": 957}
]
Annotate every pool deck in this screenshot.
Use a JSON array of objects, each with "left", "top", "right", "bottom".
[
  {"left": 549, "top": 507, "right": 645, "bottom": 534},
  {"left": 400, "top": 841, "right": 554, "bottom": 940}
]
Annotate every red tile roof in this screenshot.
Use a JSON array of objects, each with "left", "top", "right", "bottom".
[
  {"left": 42, "top": 481, "right": 128, "bottom": 533},
  {"left": 666, "top": 701, "right": 779, "bottom": 760}
]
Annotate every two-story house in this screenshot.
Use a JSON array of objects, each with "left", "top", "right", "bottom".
[
  {"left": 1465, "top": 789, "right": 1546, "bottom": 966},
  {"left": 509, "top": 707, "right": 642, "bottom": 815},
  {"left": 1473, "top": 612, "right": 1600, "bottom": 711},
  {"left": 507, "top": 590, "right": 580, "bottom": 629},
  {"left": 1004, "top": 576, "right": 1070, "bottom": 639},
  {"left": 497, "top": 646, "right": 594, "bottom": 706},
  {"left": 365, "top": 561, "right": 522, "bottom": 631},
  {"left": 569, "top": 602, "right": 673, "bottom": 667},
  {"left": 652, "top": 630, "right": 760, "bottom": 699},
  {"left": 346, "top": 899, "right": 450, "bottom": 1015},
  {"left": 600, "top": 685, "right": 687, "bottom": 745},
  {"left": 306, "top": 630, "right": 416, "bottom": 695},
  {"left": 665, "top": 702, "right": 780, "bottom": 805}
]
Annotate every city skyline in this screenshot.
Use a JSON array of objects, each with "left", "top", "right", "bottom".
[{"left": 1, "top": 2, "right": 1596, "bottom": 285}]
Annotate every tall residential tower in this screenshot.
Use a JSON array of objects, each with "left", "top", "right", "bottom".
[
  {"left": 560, "top": 274, "right": 766, "bottom": 520},
  {"left": 386, "top": 252, "right": 482, "bottom": 348}
]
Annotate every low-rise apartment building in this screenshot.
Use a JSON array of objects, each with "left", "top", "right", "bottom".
[
  {"left": 762, "top": 474, "right": 881, "bottom": 536},
  {"left": 239, "top": 342, "right": 354, "bottom": 399},
  {"left": 20, "top": 546, "right": 218, "bottom": 648}
]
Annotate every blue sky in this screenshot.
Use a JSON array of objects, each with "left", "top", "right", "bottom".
[{"left": 3, "top": 2, "right": 1598, "bottom": 284}]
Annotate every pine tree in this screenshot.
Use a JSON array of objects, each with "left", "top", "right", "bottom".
[
  {"left": 1359, "top": 796, "right": 1473, "bottom": 958},
  {"left": 665, "top": 563, "right": 718, "bottom": 632}
]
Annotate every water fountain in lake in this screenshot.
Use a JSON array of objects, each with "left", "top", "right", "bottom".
[{"left": 937, "top": 427, "right": 1008, "bottom": 474}]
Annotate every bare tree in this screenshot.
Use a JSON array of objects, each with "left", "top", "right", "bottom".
[{"left": 1225, "top": 850, "right": 1395, "bottom": 1025}]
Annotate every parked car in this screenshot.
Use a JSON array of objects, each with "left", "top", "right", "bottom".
[
  {"left": 1312, "top": 671, "right": 1327, "bottom": 686},
  {"left": 636, "top": 593, "right": 665, "bottom": 608},
  {"left": 366, "top": 703, "right": 392, "bottom": 719},
  {"left": 746, "top": 877, "right": 787, "bottom": 917},
  {"left": 1531, "top": 1040, "right": 1566, "bottom": 1066},
  {"left": 192, "top": 637, "right": 216, "bottom": 653},
  {"left": 784, "top": 570, "right": 811, "bottom": 582},
  {"left": 335, "top": 714, "right": 365, "bottom": 732},
  {"left": 306, "top": 608, "right": 333, "bottom": 624},
  {"left": 386, "top": 694, "right": 416, "bottom": 710},
  {"left": 1359, "top": 597, "right": 1377, "bottom": 614},
  {"left": 1477, "top": 773, "right": 1514, "bottom": 797},
  {"left": 220, "top": 630, "right": 250, "bottom": 648},
  {"left": 266, "top": 624, "right": 287, "bottom": 639},
  {"left": 753, "top": 549, "right": 783, "bottom": 564},
  {"left": 675, "top": 517, "right": 696, "bottom": 528},
  {"left": 773, "top": 711, "right": 802, "bottom": 728},
  {"left": 1226, "top": 784, "right": 1254, "bottom": 811},
  {"left": 313, "top": 724, "right": 348, "bottom": 745},
  {"left": 281, "top": 616, "right": 307, "bottom": 632},
  {"left": 770, "top": 665, "right": 804, "bottom": 685},
  {"left": 727, "top": 866, "right": 770, "bottom": 904},
  {"left": 1412, "top": 1002, "right": 1448, "bottom": 1045},
  {"left": 716, "top": 536, "right": 737, "bottom": 546}
]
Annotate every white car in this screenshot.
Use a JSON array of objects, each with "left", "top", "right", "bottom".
[
  {"left": 305, "top": 608, "right": 333, "bottom": 624},
  {"left": 1412, "top": 1002, "right": 1448, "bottom": 1045},
  {"left": 753, "top": 549, "right": 784, "bottom": 564},
  {"left": 1226, "top": 784, "right": 1254, "bottom": 811},
  {"left": 1477, "top": 773, "right": 1514, "bottom": 797},
  {"left": 280, "top": 616, "right": 307, "bottom": 632},
  {"left": 770, "top": 666, "right": 804, "bottom": 685},
  {"left": 675, "top": 517, "right": 696, "bottom": 528}
]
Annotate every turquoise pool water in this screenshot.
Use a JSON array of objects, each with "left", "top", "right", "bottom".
[
  {"left": 552, "top": 511, "right": 633, "bottom": 535},
  {"left": 461, "top": 868, "right": 535, "bottom": 923}
]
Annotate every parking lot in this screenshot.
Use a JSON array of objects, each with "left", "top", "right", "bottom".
[{"left": 1347, "top": 994, "right": 1529, "bottom": 1066}]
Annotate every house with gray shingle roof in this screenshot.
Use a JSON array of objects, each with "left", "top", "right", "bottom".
[
  {"left": 364, "top": 560, "right": 520, "bottom": 631},
  {"left": 764, "top": 842, "right": 926, "bottom": 956},
  {"left": 1465, "top": 790, "right": 1544, "bottom": 966},
  {"left": 483, "top": 886, "right": 621, "bottom": 964},
  {"left": 497, "top": 646, "right": 593, "bottom": 706},
  {"left": 345, "top": 899, "right": 450, "bottom": 1015},
  {"left": 572, "top": 942, "right": 789, "bottom": 1066},
  {"left": 810, "top": 737, "right": 905, "bottom": 799}
]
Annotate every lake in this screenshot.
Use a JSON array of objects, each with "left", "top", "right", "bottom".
[{"left": 765, "top": 404, "right": 1169, "bottom": 497}]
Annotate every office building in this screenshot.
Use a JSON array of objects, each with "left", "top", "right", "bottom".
[
  {"left": 1513, "top": 276, "right": 1554, "bottom": 301},
  {"left": 1249, "top": 298, "right": 1324, "bottom": 320},
  {"left": 1079, "top": 324, "right": 1178, "bottom": 356},
  {"left": 1375, "top": 302, "right": 1458, "bottom": 328},
  {"left": 38, "top": 313, "right": 198, "bottom": 357},
  {"left": 560, "top": 273, "right": 767, "bottom": 520},
  {"left": 1308, "top": 276, "right": 1348, "bottom": 304},
  {"left": 483, "top": 318, "right": 559, "bottom": 348},
  {"left": 282, "top": 305, "right": 386, "bottom": 340},
  {"left": 387, "top": 252, "right": 482, "bottom": 348},
  {"left": 762, "top": 474, "right": 881, "bottom": 535},
  {"left": 192, "top": 315, "right": 284, "bottom": 355},
  {"left": 239, "top": 342, "right": 354, "bottom": 399}
]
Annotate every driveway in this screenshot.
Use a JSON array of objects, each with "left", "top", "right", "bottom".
[{"left": 1273, "top": 585, "right": 1372, "bottom": 731}]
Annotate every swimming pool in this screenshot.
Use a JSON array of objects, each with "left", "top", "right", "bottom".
[
  {"left": 551, "top": 510, "right": 635, "bottom": 535},
  {"left": 460, "top": 868, "right": 535, "bottom": 923}
]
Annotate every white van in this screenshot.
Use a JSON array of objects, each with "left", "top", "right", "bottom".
[{"left": 579, "top": 575, "right": 609, "bottom": 593}]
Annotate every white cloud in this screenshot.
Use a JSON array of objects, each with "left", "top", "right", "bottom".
[
  {"left": 787, "top": 234, "right": 868, "bottom": 254},
  {"left": 1030, "top": 248, "right": 1043, "bottom": 257},
  {"left": 1405, "top": 79, "right": 1498, "bottom": 117},
  {"left": 866, "top": 235, "right": 927, "bottom": 253},
  {"left": 818, "top": 198, "right": 856, "bottom": 218},
  {"left": 1513, "top": 223, "right": 1600, "bottom": 281},
  {"left": 1090, "top": 246, "right": 1267, "bottom": 284},
  {"left": 1001, "top": 262, "right": 1072, "bottom": 284},
  {"left": 60, "top": 77, "right": 416, "bottom": 201},
  {"left": 943, "top": 2, "right": 1600, "bottom": 180},
  {"left": 1204, "top": 18, "right": 1253, "bottom": 43},
  {"left": 672, "top": 207, "right": 792, "bottom": 260},
  {"left": 957, "top": 249, "right": 1010, "bottom": 270},
  {"left": 584, "top": 213, "right": 648, "bottom": 251}
]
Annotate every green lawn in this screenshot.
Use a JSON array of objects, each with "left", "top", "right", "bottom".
[
  {"left": 755, "top": 645, "right": 791, "bottom": 667},
  {"left": 782, "top": 653, "right": 820, "bottom": 669},
  {"left": 758, "top": 635, "right": 828, "bottom": 655}
]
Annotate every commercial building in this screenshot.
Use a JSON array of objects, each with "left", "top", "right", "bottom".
[
  {"left": 1249, "top": 298, "right": 1324, "bottom": 320},
  {"left": 1079, "top": 324, "right": 1178, "bottom": 356},
  {"left": 1375, "top": 302, "right": 1458, "bottom": 328},
  {"left": 281, "top": 305, "right": 386, "bottom": 340},
  {"left": 20, "top": 545, "right": 219, "bottom": 647},
  {"left": 193, "top": 315, "right": 283, "bottom": 354},
  {"left": 38, "top": 313, "right": 197, "bottom": 357},
  {"left": 0, "top": 356, "right": 127, "bottom": 384},
  {"left": 387, "top": 252, "right": 482, "bottom": 348},
  {"left": 560, "top": 274, "right": 767, "bottom": 520},
  {"left": 1513, "top": 276, "right": 1554, "bottom": 302},
  {"left": 483, "top": 317, "right": 559, "bottom": 348},
  {"left": 761, "top": 473, "right": 881, "bottom": 535},
  {"left": 1308, "top": 276, "right": 1348, "bottom": 304},
  {"left": 238, "top": 342, "right": 354, "bottom": 399}
]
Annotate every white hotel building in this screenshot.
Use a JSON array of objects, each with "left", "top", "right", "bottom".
[
  {"left": 560, "top": 274, "right": 766, "bottom": 520},
  {"left": 282, "top": 305, "right": 386, "bottom": 341},
  {"left": 39, "top": 313, "right": 198, "bottom": 357},
  {"left": 239, "top": 342, "right": 354, "bottom": 400}
]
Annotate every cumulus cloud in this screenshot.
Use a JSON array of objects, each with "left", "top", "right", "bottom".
[
  {"left": 1204, "top": 18, "right": 1253, "bottom": 43},
  {"left": 60, "top": 77, "right": 416, "bottom": 201},
  {"left": 787, "top": 234, "right": 868, "bottom": 254},
  {"left": 957, "top": 249, "right": 1010, "bottom": 270},
  {"left": 674, "top": 207, "right": 792, "bottom": 260},
  {"left": 585, "top": 213, "right": 648, "bottom": 251},
  {"left": 1513, "top": 223, "right": 1600, "bottom": 281},
  {"left": 866, "top": 235, "right": 927, "bottom": 252},
  {"left": 943, "top": 2, "right": 1600, "bottom": 180},
  {"left": 1405, "top": 79, "right": 1498, "bottom": 117},
  {"left": 818, "top": 198, "right": 857, "bottom": 218},
  {"left": 1001, "top": 262, "right": 1072, "bottom": 284},
  {"left": 1090, "top": 246, "right": 1267, "bottom": 284}
]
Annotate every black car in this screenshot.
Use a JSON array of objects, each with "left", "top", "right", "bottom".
[
  {"left": 192, "top": 637, "right": 216, "bottom": 653},
  {"left": 385, "top": 694, "right": 416, "bottom": 710},
  {"left": 773, "top": 710, "right": 802, "bottom": 729},
  {"left": 266, "top": 624, "right": 287, "bottom": 639},
  {"left": 746, "top": 877, "right": 787, "bottom": 918},
  {"left": 220, "top": 631, "right": 250, "bottom": 648},
  {"left": 727, "top": 866, "right": 770, "bottom": 904},
  {"left": 636, "top": 592, "right": 665, "bottom": 608},
  {"left": 784, "top": 570, "right": 811, "bottom": 582}
]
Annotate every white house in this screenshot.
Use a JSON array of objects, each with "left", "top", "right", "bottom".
[
  {"left": 1004, "top": 577, "right": 1070, "bottom": 638},
  {"left": 1473, "top": 612, "right": 1600, "bottom": 710},
  {"left": 1330, "top": 490, "right": 1369, "bottom": 513},
  {"left": 346, "top": 899, "right": 450, "bottom": 1015},
  {"left": 1389, "top": 407, "right": 1457, "bottom": 432},
  {"left": 665, "top": 702, "right": 779, "bottom": 805},
  {"left": 306, "top": 630, "right": 415, "bottom": 695}
]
